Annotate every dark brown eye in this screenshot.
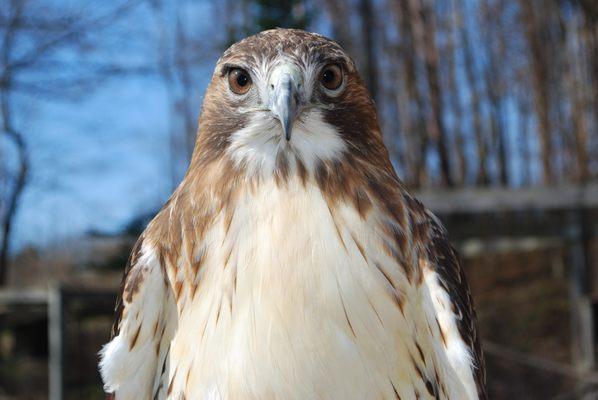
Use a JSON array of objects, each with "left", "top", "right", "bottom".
[
  {"left": 320, "top": 64, "right": 343, "bottom": 90},
  {"left": 228, "top": 68, "right": 252, "bottom": 94}
]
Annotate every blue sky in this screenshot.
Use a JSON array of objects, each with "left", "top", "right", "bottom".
[
  {"left": 7, "top": 1, "right": 222, "bottom": 251},
  {"left": 14, "top": 75, "right": 179, "bottom": 249}
]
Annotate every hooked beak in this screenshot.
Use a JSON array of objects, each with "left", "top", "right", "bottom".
[{"left": 268, "top": 65, "right": 303, "bottom": 141}]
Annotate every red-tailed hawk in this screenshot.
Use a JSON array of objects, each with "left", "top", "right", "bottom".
[{"left": 100, "top": 29, "right": 486, "bottom": 399}]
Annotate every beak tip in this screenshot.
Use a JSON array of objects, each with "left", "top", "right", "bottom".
[{"left": 284, "top": 122, "right": 293, "bottom": 142}]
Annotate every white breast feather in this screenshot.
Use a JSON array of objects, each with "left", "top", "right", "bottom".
[{"left": 164, "top": 177, "right": 479, "bottom": 399}]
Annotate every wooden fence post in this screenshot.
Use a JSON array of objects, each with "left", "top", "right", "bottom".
[
  {"left": 567, "top": 210, "right": 595, "bottom": 399},
  {"left": 48, "top": 285, "right": 65, "bottom": 400}
]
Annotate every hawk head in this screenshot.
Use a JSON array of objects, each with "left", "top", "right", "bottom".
[{"left": 191, "top": 28, "right": 390, "bottom": 180}]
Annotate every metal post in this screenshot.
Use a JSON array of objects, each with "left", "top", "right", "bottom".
[{"left": 48, "top": 285, "right": 65, "bottom": 400}]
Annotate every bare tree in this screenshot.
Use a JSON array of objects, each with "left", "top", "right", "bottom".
[
  {"left": 417, "top": 0, "right": 453, "bottom": 186},
  {"left": 458, "top": 2, "right": 490, "bottom": 185},
  {"left": 4, "top": 0, "right": 597, "bottom": 280},
  {"left": 323, "top": 0, "right": 355, "bottom": 56},
  {"left": 0, "top": 2, "right": 28, "bottom": 285},
  {"left": 149, "top": 0, "right": 203, "bottom": 187},
  {"left": 395, "top": 0, "right": 429, "bottom": 187},
  {"left": 445, "top": 0, "right": 467, "bottom": 185},
  {"left": 519, "top": 0, "right": 556, "bottom": 184},
  {"left": 359, "top": 0, "right": 378, "bottom": 101},
  {"left": 481, "top": 0, "right": 508, "bottom": 185},
  {"left": 0, "top": 0, "right": 145, "bottom": 284}
]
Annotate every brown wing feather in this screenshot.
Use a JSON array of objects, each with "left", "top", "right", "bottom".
[
  {"left": 427, "top": 217, "right": 488, "bottom": 399},
  {"left": 110, "top": 234, "right": 144, "bottom": 338},
  {"left": 101, "top": 233, "right": 175, "bottom": 399}
]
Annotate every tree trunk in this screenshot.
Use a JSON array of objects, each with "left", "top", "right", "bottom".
[
  {"left": 447, "top": 0, "right": 467, "bottom": 185},
  {"left": 396, "top": 0, "right": 429, "bottom": 187},
  {"left": 323, "top": 0, "right": 354, "bottom": 54},
  {"left": 0, "top": 125, "right": 27, "bottom": 286},
  {"left": 458, "top": 0, "right": 489, "bottom": 185},
  {"left": 520, "top": 0, "right": 554, "bottom": 184},
  {"left": 482, "top": 0, "right": 509, "bottom": 186},
  {"left": 417, "top": 0, "right": 453, "bottom": 187},
  {"left": 359, "top": 0, "right": 378, "bottom": 101},
  {"left": 0, "top": 1, "right": 26, "bottom": 285}
]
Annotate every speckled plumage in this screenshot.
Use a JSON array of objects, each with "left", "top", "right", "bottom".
[{"left": 100, "top": 29, "right": 486, "bottom": 400}]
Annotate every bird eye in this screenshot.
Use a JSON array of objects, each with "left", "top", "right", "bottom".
[
  {"left": 320, "top": 64, "right": 343, "bottom": 90},
  {"left": 228, "top": 68, "right": 252, "bottom": 95}
]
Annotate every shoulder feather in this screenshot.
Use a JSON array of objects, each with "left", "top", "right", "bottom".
[
  {"left": 426, "top": 215, "right": 487, "bottom": 399},
  {"left": 99, "top": 236, "right": 176, "bottom": 400}
]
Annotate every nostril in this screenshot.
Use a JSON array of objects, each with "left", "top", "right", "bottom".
[{"left": 270, "top": 84, "right": 274, "bottom": 90}]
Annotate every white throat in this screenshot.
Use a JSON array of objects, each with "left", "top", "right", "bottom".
[{"left": 226, "top": 110, "right": 346, "bottom": 178}]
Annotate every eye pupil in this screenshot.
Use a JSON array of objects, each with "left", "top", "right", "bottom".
[
  {"left": 237, "top": 73, "right": 248, "bottom": 86},
  {"left": 323, "top": 70, "right": 334, "bottom": 83}
]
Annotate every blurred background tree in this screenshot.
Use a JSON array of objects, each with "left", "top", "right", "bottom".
[
  {"left": 0, "top": 0, "right": 151, "bottom": 283},
  {"left": 1, "top": 0, "right": 597, "bottom": 282}
]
